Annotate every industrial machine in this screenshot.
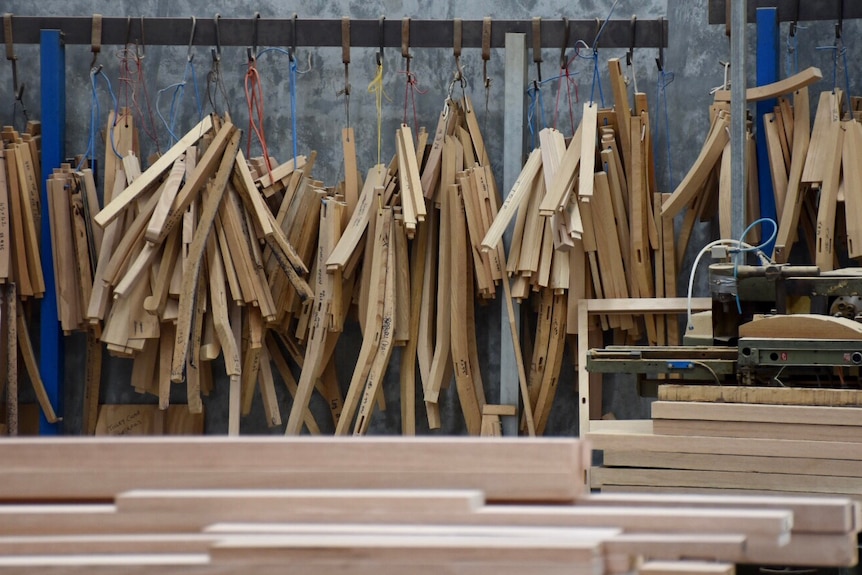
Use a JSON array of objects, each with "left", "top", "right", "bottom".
[{"left": 587, "top": 261, "right": 862, "bottom": 391}]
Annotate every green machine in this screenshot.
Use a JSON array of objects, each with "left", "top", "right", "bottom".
[{"left": 587, "top": 264, "right": 862, "bottom": 391}]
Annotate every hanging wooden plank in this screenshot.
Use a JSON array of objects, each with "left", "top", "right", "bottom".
[
  {"left": 662, "top": 113, "right": 730, "bottom": 218},
  {"left": 5, "top": 147, "right": 32, "bottom": 297},
  {"left": 814, "top": 121, "right": 845, "bottom": 271},
  {"left": 4, "top": 284, "right": 16, "bottom": 435},
  {"left": 801, "top": 90, "right": 837, "bottom": 186},
  {"left": 147, "top": 122, "right": 237, "bottom": 244},
  {"left": 95, "top": 115, "right": 213, "bottom": 228},
  {"left": 717, "top": 141, "right": 732, "bottom": 239},
  {"left": 843, "top": 121, "right": 862, "bottom": 258},
  {"left": 354, "top": 216, "right": 397, "bottom": 435},
  {"left": 335, "top": 207, "right": 391, "bottom": 435},
  {"left": 326, "top": 165, "right": 387, "bottom": 273},
  {"left": 171, "top": 130, "right": 241, "bottom": 382},
  {"left": 608, "top": 58, "right": 631, "bottom": 175},
  {"left": 481, "top": 149, "right": 542, "bottom": 251},
  {"left": 746, "top": 66, "right": 822, "bottom": 102},
  {"left": 763, "top": 113, "right": 789, "bottom": 217},
  {"left": 449, "top": 184, "right": 482, "bottom": 435}
]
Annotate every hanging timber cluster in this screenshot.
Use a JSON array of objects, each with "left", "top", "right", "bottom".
[
  {"left": 486, "top": 57, "right": 678, "bottom": 371},
  {"left": 0, "top": 121, "right": 60, "bottom": 433},
  {"left": 770, "top": 77, "right": 862, "bottom": 270},
  {"left": 43, "top": 92, "right": 521, "bottom": 436},
  {"left": 286, "top": 93, "right": 512, "bottom": 437},
  {"left": 47, "top": 110, "right": 315, "bottom": 434},
  {"left": 661, "top": 66, "right": 826, "bottom": 262}
]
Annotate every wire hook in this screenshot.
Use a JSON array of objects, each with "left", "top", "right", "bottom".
[
  {"left": 482, "top": 17, "right": 492, "bottom": 89},
  {"left": 532, "top": 16, "right": 542, "bottom": 83},
  {"left": 89, "top": 14, "right": 103, "bottom": 71},
  {"left": 248, "top": 12, "right": 260, "bottom": 63},
  {"left": 376, "top": 16, "right": 385, "bottom": 66},
  {"left": 212, "top": 13, "right": 222, "bottom": 63},
  {"left": 836, "top": 0, "right": 844, "bottom": 39},
  {"left": 187, "top": 16, "right": 196, "bottom": 62},
  {"left": 559, "top": 17, "right": 570, "bottom": 69},
  {"left": 656, "top": 17, "right": 665, "bottom": 71},
  {"left": 289, "top": 13, "right": 297, "bottom": 62},
  {"left": 137, "top": 16, "right": 146, "bottom": 59},
  {"left": 626, "top": 15, "right": 636, "bottom": 66},
  {"left": 124, "top": 16, "right": 132, "bottom": 48}
]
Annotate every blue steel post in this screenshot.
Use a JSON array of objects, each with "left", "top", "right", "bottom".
[
  {"left": 39, "top": 29, "right": 65, "bottom": 434},
  {"left": 756, "top": 7, "right": 779, "bottom": 252}
]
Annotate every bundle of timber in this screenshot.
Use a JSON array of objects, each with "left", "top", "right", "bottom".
[
  {"left": 288, "top": 95, "right": 518, "bottom": 437},
  {"left": 485, "top": 57, "right": 678, "bottom": 356},
  {"left": 589, "top": 397, "right": 862, "bottom": 549},
  {"left": 0, "top": 121, "right": 61, "bottom": 434},
  {"left": 0, "top": 437, "right": 856, "bottom": 572},
  {"left": 47, "top": 111, "right": 314, "bottom": 434}
]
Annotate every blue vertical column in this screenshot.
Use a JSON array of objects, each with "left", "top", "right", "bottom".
[
  {"left": 756, "top": 7, "right": 779, "bottom": 252},
  {"left": 39, "top": 30, "right": 65, "bottom": 435}
]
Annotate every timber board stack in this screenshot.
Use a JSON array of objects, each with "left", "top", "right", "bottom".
[
  {"left": 0, "top": 437, "right": 857, "bottom": 573},
  {"left": 589, "top": 390, "right": 862, "bottom": 567}
]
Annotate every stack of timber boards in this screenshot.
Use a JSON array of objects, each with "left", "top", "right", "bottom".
[
  {"left": 0, "top": 437, "right": 857, "bottom": 572},
  {"left": 589, "top": 400, "right": 862, "bottom": 566}
]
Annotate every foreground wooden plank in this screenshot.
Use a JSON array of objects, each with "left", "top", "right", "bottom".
[
  {"left": 579, "top": 492, "right": 858, "bottom": 534},
  {"left": 639, "top": 561, "right": 734, "bottom": 575},
  {"left": 592, "top": 465, "right": 862, "bottom": 497},
  {"left": 115, "top": 489, "right": 484, "bottom": 516},
  {"left": 653, "top": 418, "right": 862, "bottom": 443},
  {"left": 604, "top": 448, "right": 862, "bottom": 482},
  {"left": 0, "top": 554, "right": 593, "bottom": 575},
  {"left": 0, "top": 438, "right": 585, "bottom": 503},
  {"left": 652, "top": 401, "right": 862, "bottom": 426},
  {"left": 658, "top": 384, "right": 862, "bottom": 406},
  {"left": 588, "top": 419, "right": 862, "bottom": 460},
  {"left": 208, "top": 533, "right": 603, "bottom": 565}
]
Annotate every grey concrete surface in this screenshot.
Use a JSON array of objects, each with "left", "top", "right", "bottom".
[{"left": 2, "top": 0, "right": 858, "bottom": 435}]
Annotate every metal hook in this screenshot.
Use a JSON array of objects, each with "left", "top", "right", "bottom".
[
  {"left": 89, "top": 14, "right": 103, "bottom": 71},
  {"left": 137, "top": 16, "right": 146, "bottom": 59},
  {"left": 626, "top": 16, "right": 637, "bottom": 66},
  {"left": 836, "top": 0, "right": 844, "bottom": 39},
  {"left": 559, "top": 17, "right": 570, "bottom": 69},
  {"left": 187, "top": 16, "right": 196, "bottom": 62},
  {"left": 482, "top": 16, "right": 492, "bottom": 89},
  {"left": 592, "top": 17, "right": 602, "bottom": 53},
  {"left": 124, "top": 16, "right": 132, "bottom": 48},
  {"left": 248, "top": 12, "right": 260, "bottom": 63},
  {"left": 790, "top": 0, "right": 800, "bottom": 36},
  {"left": 656, "top": 17, "right": 665, "bottom": 71},
  {"left": 290, "top": 13, "right": 297, "bottom": 62},
  {"left": 453, "top": 18, "right": 465, "bottom": 81},
  {"left": 211, "top": 13, "right": 222, "bottom": 62},
  {"left": 4, "top": 13, "right": 19, "bottom": 90},
  {"left": 253, "top": 12, "right": 260, "bottom": 54},
  {"left": 531, "top": 16, "right": 542, "bottom": 83},
  {"left": 340, "top": 17, "right": 351, "bottom": 95},
  {"left": 401, "top": 17, "right": 411, "bottom": 74},
  {"left": 376, "top": 16, "right": 385, "bottom": 66}
]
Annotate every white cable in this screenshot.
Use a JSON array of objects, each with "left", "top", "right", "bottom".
[{"left": 686, "top": 239, "right": 769, "bottom": 331}]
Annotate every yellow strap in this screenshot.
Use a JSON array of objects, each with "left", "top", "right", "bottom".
[{"left": 366, "top": 63, "right": 390, "bottom": 166}]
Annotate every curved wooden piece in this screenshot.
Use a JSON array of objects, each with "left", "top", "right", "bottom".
[
  {"left": 746, "top": 67, "right": 822, "bottom": 102},
  {"left": 739, "top": 314, "right": 862, "bottom": 340},
  {"left": 662, "top": 113, "right": 730, "bottom": 219}
]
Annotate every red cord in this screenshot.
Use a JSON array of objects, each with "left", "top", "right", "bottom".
[
  {"left": 245, "top": 61, "right": 273, "bottom": 181},
  {"left": 399, "top": 69, "right": 426, "bottom": 137}
]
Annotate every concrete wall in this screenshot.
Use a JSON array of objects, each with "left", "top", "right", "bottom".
[{"left": 2, "top": 0, "right": 858, "bottom": 435}]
